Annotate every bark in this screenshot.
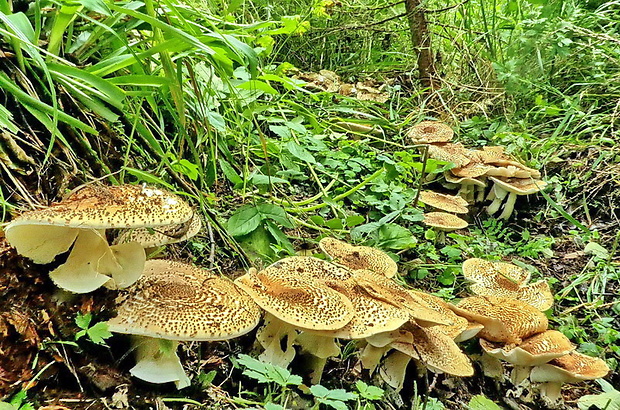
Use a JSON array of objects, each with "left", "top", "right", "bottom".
[{"left": 405, "top": 0, "right": 436, "bottom": 90}]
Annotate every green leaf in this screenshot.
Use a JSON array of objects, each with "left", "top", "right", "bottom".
[
  {"left": 256, "top": 203, "right": 293, "bottom": 228},
  {"left": 237, "top": 354, "right": 302, "bottom": 387},
  {"left": 355, "top": 381, "right": 384, "bottom": 400},
  {"left": 237, "top": 80, "right": 279, "bottom": 95},
  {"left": 218, "top": 159, "right": 243, "bottom": 185},
  {"left": 86, "top": 322, "right": 112, "bottom": 345},
  {"left": 264, "top": 220, "right": 295, "bottom": 255},
  {"left": 285, "top": 141, "right": 316, "bottom": 163},
  {"left": 578, "top": 380, "right": 620, "bottom": 410},
  {"left": 437, "top": 267, "right": 457, "bottom": 286},
  {"left": 377, "top": 223, "right": 416, "bottom": 250},
  {"left": 0, "top": 403, "right": 17, "bottom": 410},
  {"left": 75, "top": 312, "right": 92, "bottom": 330},
  {"left": 467, "top": 395, "right": 502, "bottom": 410},
  {"left": 228, "top": 206, "right": 261, "bottom": 236},
  {"left": 311, "top": 385, "right": 357, "bottom": 402},
  {"left": 250, "top": 174, "right": 289, "bottom": 185},
  {"left": 346, "top": 215, "right": 366, "bottom": 228}
]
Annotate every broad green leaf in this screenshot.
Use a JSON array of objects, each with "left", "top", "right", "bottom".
[
  {"left": 0, "top": 403, "right": 17, "bottom": 410},
  {"left": 265, "top": 220, "right": 295, "bottom": 255},
  {"left": 5, "top": 12, "right": 35, "bottom": 42},
  {"left": 378, "top": 223, "right": 416, "bottom": 250},
  {"left": 467, "top": 395, "right": 502, "bottom": 410},
  {"left": 355, "top": 381, "right": 383, "bottom": 400},
  {"left": 237, "top": 354, "right": 302, "bottom": 387},
  {"left": 237, "top": 80, "right": 279, "bottom": 95},
  {"left": 578, "top": 380, "right": 620, "bottom": 410},
  {"left": 86, "top": 322, "right": 112, "bottom": 345},
  {"left": 311, "top": 385, "right": 357, "bottom": 401},
  {"left": 250, "top": 174, "right": 289, "bottom": 185},
  {"left": 257, "top": 203, "right": 293, "bottom": 228},
  {"left": 80, "top": 0, "right": 111, "bottom": 15},
  {"left": 75, "top": 312, "right": 92, "bottom": 330},
  {"left": 218, "top": 159, "right": 243, "bottom": 185},
  {"left": 285, "top": 141, "right": 316, "bottom": 163},
  {"left": 346, "top": 215, "right": 366, "bottom": 228},
  {"left": 228, "top": 206, "right": 261, "bottom": 236}
]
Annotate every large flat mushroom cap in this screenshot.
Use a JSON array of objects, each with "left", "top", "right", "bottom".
[
  {"left": 319, "top": 238, "right": 397, "bottom": 278},
  {"left": 423, "top": 212, "right": 468, "bottom": 231},
  {"left": 480, "top": 330, "right": 575, "bottom": 366},
  {"left": 418, "top": 191, "right": 469, "bottom": 214},
  {"left": 427, "top": 144, "right": 471, "bottom": 168},
  {"left": 234, "top": 262, "right": 354, "bottom": 331},
  {"left": 115, "top": 212, "right": 202, "bottom": 247},
  {"left": 530, "top": 351, "right": 610, "bottom": 383},
  {"left": 450, "top": 163, "right": 493, "bottom": 179},
  {"left": 488, "top": 176, "right": 548, "bottom": 195},
  {"left": 451, "top": 296, "right": 548, "bottom": 343},
  {"left": 444, "top": 171, "right": 487, "bottom": 187},
  {"left": 107, "top": 260, "right": 260, "bottom": 341},
  {"left": 408, "top": 290, "right": 470, "bottom": 339},
  {"left": 463, "top": 259, "right": 531, "bottom": 286},
  {"left": 391, "top": 325, "right": 474, "bottom": 377},
  {"left": 6, "top": 184, "right": 194, "bottom": 230},
  {"left": 266, "top": 255, "right": 354, "bottom": 282},
  {"left": 406, "top": 121, "right": 454, "bottom": 144}
]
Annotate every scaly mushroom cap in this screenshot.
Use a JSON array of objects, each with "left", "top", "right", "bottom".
[
  {"left": 391, "top": 325, "right": 474, "bottom": 377},
  {"left": 418, "top": 191, "right": 469, "bottom": 214},
  {"left": 488, "top": 176, "right": 548, "bottom": 195},
  {"left": 530, "top": 351, "right": 610, "bottom": 383},
  {"left": 485, "top": 165, "right": 541, "bottom": 179},
  {"left": 451, "top": 163, "right": 493, "bottom": 179},
  {"left": 462, "top": 259, "right": 554, "bottom": 311},
  {"left": 115, "top": 212, "right": 202, "bottom": 248},
  {"left": 427, "top": 143, "right": 471, "bottom": 168},
  {"left": 451, "top": 296, "right": 548, "bottom": 343},
  {"left": 480, "top": 330, "right": 575, "bottom": 366},
  {"left": 444, "top": 171, "right": 487, "bottom": 187},
  {"left": 234, "top": 261, "right": 354, "bottom": 331},
  {"left": 423, "top": 212, "right": 468, "bottom": 231},
  {"left": 107, "top": 260, "right": 260, "bottom": 341},
  {"left": 319, "top": 237, "right": 397, "bottom": 278},
  {"left": 408, "top": 290, "right": 472, "bottom": 340},
  {"left": 406, "top": 121, "right": 454, "bottom": 144}
]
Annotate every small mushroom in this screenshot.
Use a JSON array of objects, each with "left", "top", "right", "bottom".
[
  {"left": 486, "top": 177, "right": 548, "bottom": 220},
  {"left": 529, "top": 352, "right": 610, "bottom": 403},
  {"left": 4, "top": 184, "right": 194, "bottom": 293},
  {"left": 107, "top": 260, "right": 260, "bottom": 388},
  {"left": 319, "top": 237, "right": 398, "bottom": 278},
  {"left": 422, "top": 212, "right": 468, "bottom": 243},
  {"left": 462, "top": 259, "right": 553, "bottom": 311},
  {"left": 406, "top": 121, "right": 454, "bottom": 144},
  {"left": 418, "top": 191, "right": 469, "bottom": 214},
  {"left": 450, "top": 296, "right": 548, "bottom": 344},
  {"left": 444, "top": 170, "right": 488, "bottom": 204}
]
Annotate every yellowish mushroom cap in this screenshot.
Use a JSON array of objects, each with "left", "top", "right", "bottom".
[
  {"left": 408, "top": 290, "right": 471, "bottom": 340},
  {"left": 451, "top": 163, "right": 493, "bottom": 179},
  {"left": 488, "top": 177, "right": 548, "bottom": 195},
  {"left": 463, "top": 258, "right": 531, "bottom": 285},
  {"left": 115, "top": 212, "right": 202, "bottom": 248},
  {"left": 427, "top": 144, "right": 471, "bottom": 168},
  {"left": 107, "top": 260, "right": 261, "bottom": 341},
  {"left": 422, "top": 212, "right": 468, "bottom": 231},
  {"left": 480, "top": 330, "right": 575, "bottom": 366},
  {"left": 319, "top": 237, "right": 397, "bottom": 278},
  {"left": 486, "top": 165, "right": 541, "bottom": 179},
  {"left": 530, "top": 351, "right": 610, "bottom": 384},
  {"left": 444, "top": 171, "right": 487, "bottom": 187},
  {"left": 418, "top": 191, "right": 469, "bottom": 214},
  {"left": 406, "top": 121, "right": 454, "bottom": 144},
  {"left": 451, "top": 296, "right": 548, "bottom": 343}
]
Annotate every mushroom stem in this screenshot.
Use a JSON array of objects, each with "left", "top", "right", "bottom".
[
  {"left": 538, "top": 381, "right": 563, "bottom": 403},
  {"left": 256, "top": 313, "right": 298, "bottom": 368},
  {"left": 498, "top": 192, "right": 518, "bottom": 220},
  {"left": 379, "top": 350, "right": 412, "bottom": 391},
  {"left": 457, "top": 184, "right": 475, "bottom": 204},
  {"left": 511, "top": 365, "right": 532, "bottom": 386},
  {"left": 296, "top": 332, "right": 340, "bottom": 384},
  {"left": 360, "top": 343, "right": 390, "bottom": 373},
  {"left": 130, "top": 336, "right": 190, "bottom": 389},
  {"left": 486, "top": 186, "right": 508, "bottom": 216},
  {"left": 476, "top": 184, "right": 486, "bottom": 203}
]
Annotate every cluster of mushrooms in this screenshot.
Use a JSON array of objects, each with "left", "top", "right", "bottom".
[
  {"left": 407, "top": 121, "right": 548, "bottom": 221},
  {"left": 1, "top": 184, "right": 609, "bottom": 404}
]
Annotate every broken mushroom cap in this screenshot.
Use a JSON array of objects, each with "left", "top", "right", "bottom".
[
  {"left": 480, "top": 330, "right": 575, "bottom": 367},
  {"left": 418, "top": 191, "right": 469, "bottom": 214},
  {"left": 423, "top": 212, "right": 468, "bottom": 231},
  {"left": 115, "top": 212, "right": 202, "bottom": 248},
  {"left": 450, "top": 296, "right": 548, "bottom": 344},
  {"left": 406, "top": 121, "right": 454, "bottom": 144},
  {"left": 234, "top": 260, "right": 354, "bottom": 331},
  {"left": 319, "top": 237, "right": 397, "bottom": 278}
]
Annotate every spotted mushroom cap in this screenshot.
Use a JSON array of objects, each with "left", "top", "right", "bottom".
[
  {"left": 451, "top": 296, "right": 548, "bottom": 344},
  {"left": 234, "top": 260, "right": 354, "bottom": 331},
  {"left": 319, "top": 237, "right": 397, "bottom": 278},
  {"left": 450, "top": 163, "right": 493, "bottom": 179},
  {"left": 418, "top": 191, "right": 469, "bottom": 214},
  {"left": 486, "top": 165, "right": 541, "bottom": 179},
  {"left": 427, "top": 144, "right": 471, "bottom": 168},
  {"left": 408, "top": 290, "right": 471, "bottom": 339},
  {"left": 423, "top": 212, "right": 468, "bottom": 231},
  {"left": 406, "top": 121, "right": 454, "bottom": 144},
  {"left": 6, "top": 185, "right": 194, "bottom": 229},
  {"left": 480, "top": 330, "right": 575, "bottom": 366},
  {"left": 115, "top": 212, "right": 202, "bottom": 247},
  {"left": 488, "top": 176, "right": 548, "bottom": 195},
  {"left": 444, "top": 171, "right": 487, "bottom": 187},
  {"left": 463, "top": 259, "right": 531, "bottom": 286},
  {"left": 530, "top": 351, "right": 610, "bottom": 384},
  {"left": 107, "top": 260, "right": 260, "bottom": 341},
  {"left": 391, "top": 325, "right": 474, "bottom": 377}
]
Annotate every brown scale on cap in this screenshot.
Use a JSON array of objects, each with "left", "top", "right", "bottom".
[
  {"left": 422, "top": 212, "right": 468, "bottom": 231},
  {"left": 480, "top": 330, "right": 575, "bottom": 367},
  {"left": 108, "top": 260, "right": 261, "bottom": 341},
  {"left": 234, "top": 261, "right": 354, "bottom": 331},
  {"left": 408, "top": 290, "right": 472, "bottom": 340},
  {"left": 450, "top": 162, "right": 493, "bottom": 179},
  {"left": 115, "top": 212, "right": 202, "bottom": 248},
  {"left": 418, "top": 191, "right": 469, "bottom": 214},
  {"left": 267, "top": 255, "right": 354, "bottom": 282},
  {"left": 462, "top": 259, "right": 553, "bottom": 311},
  {"left": 427, "top": 144, "right": 471, "bottom": 168},
  {"left": 451, "top": 296, "right": 548, "bottom": 344},
  {"left": 406, "top": 121, "right": 454, "bottom": 144},
  {"left": 319, "top": 237, "right": 397, "bottom": 278}
]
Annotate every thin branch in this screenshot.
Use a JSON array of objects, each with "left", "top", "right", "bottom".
[{"left": 426, "top": 0, "right": 470, "bottom": 14}]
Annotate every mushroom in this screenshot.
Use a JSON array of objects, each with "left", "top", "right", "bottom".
[
  {"left": 406, "top": 121, "right": 454, "bottom": 144},
  {"left": 529, "top": 352, "right": 610, "bottom": 403},
  {"left": 462, "top": 258, "right": 553, "bottom": 311},
  {"left": 319, "top": 237, "right": 398, "bottom": 278},
  {"left": 107, "top": 260, "right": 261, "bottom": 388},
  {"left": 115, "top": 212, "right": 202, "bottom": 249},
  {"left": 450, "top": 296, "right": 548, "bottom": 344},
  {"left": 444, "top": 170, "right": 488, "bottom": 204},
  {"left": 480, "top": 330, "right": 575, "bottom": 385},
  {"left": 426, "top": 143, "right": 471, "bottom": 168},
  {"left": 417, "top": 191, "right": 469, "bottom": 214},
  {"left": 486, "top": 177, "right": 548, "bottom": 220},
  {"left": 422, "top": 212, "right": 468, "bottom": 243},
  {"left": 4, "top": 184, "right": 194, "bottom": 293}
]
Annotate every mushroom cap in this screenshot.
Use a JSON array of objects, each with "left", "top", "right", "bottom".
[
  {"left": 408, "top": 290, "right": 471, "bottom": 339},
  {"left": 319, "top": 237, "right": 397, "bottom": 278},
  {"left": 391, "top": 325, "right": 474, "bottom": 377},
  {"left": 451, "top": 296, "right": 548, "bottom": 343},
  {"left": 234, "top": 259, "right": 354, "bottom": 331},
  {"left": 406, "top": 121, "right": 454, "bottom": 143},
  {"left": 485, "top": 165, "right": 541, "bottom": 179},
  {"left": 115, "top": 212, "right": 202, "bottom": 247},
  {"left": 444, "top": 171, "right": 487, "bottom": 187},
  {"left": 480, "top": 330, "right": 575, "bottom": 366},
  {"left": 451, "top": 163, "right": 493, "bottom": 179},
  {"left": 427, "top": 144, "right": 471, "bottom": 167},
  {"left": 418, "top": 191, "right": 469, "bottom": 214},
  {"left": 488, "top": 176, "right": 548, "bottom": 195},
  {"left": 6, "top": 184, "right": 194, "bottom": 230},
  {"left": 422, "top": 212, "right": 468, "bottom": 231},
  {"left": 107, "top": 260, "right": 260, "bottom": 341},
  {"left": 530, "top": 351, "right": 610, "bottom": 383},
  {"left": 463, "top": 258, "right": 531, "bottom": 286}
]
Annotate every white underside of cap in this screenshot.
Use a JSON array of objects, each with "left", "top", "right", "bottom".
[
  {"left": 130, "top": 338, "right": 190, "bottom": 389},
  {"left": 4, "top": 223, "right": 78, "bottom": 264}
]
